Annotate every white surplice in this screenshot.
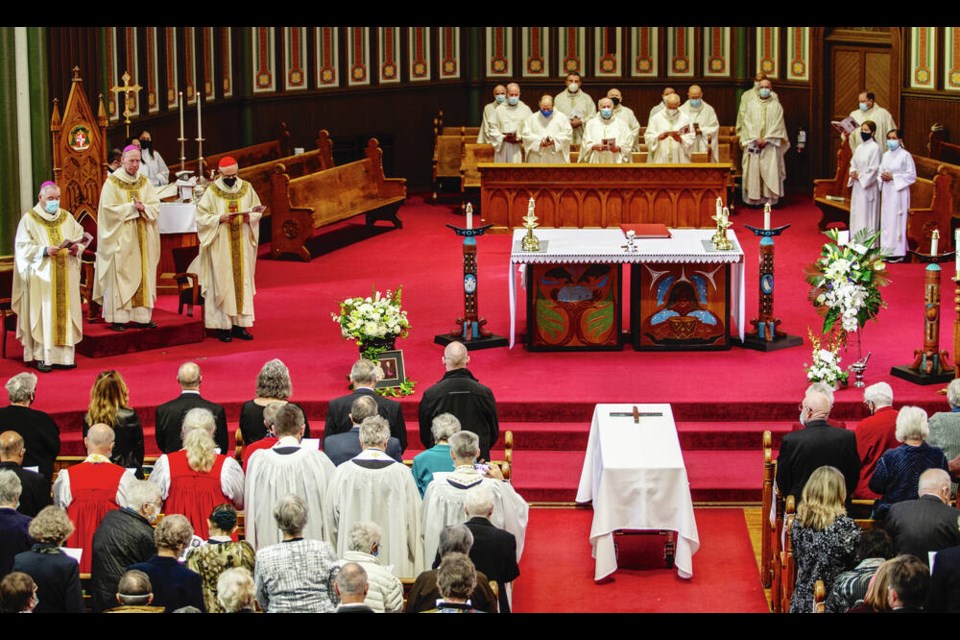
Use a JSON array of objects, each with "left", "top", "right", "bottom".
[
  {"left": 578, "top": 116, "right": 632, "bottom": 164},
  {"left": 521, "top": 110, "right": 573, "bottom": 163},
  {"left": 486, "top": 102, "right": 533, "bottom": 163},
  {"left": 847, "top": 137, "right": 883, "bottom": 239},
  {"left": 680, "top": 99, "right": 720, "bottom": 162},
  {"left": 878, "top": 145, "right": 917, "bottom": 258},
  {"left": 644, "top": 109, "right": 696, "bottom": 164}
]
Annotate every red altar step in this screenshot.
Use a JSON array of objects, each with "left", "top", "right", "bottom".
[{"left": 76, "top": 308, "right": 205, "bottom": 358}]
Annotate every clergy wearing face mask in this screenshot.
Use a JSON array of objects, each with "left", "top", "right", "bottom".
[
  {"left": 13, "top": 181, "right": 88, "bottom": 373},
  {"left": 606, "top": 88, "right": 641, "bottom": 151},
  {"left": 644, "top": 93, "right": 695, "bottom": 164},
  {"left": 553, "top": 72, "right": 596, "bottom": 146},
  {"left": 878, "top": 129, "right": 917, "bottom": 261},
  {"left": 736, "top": 71, "right": 779, "bottom": 139},
  {"left": 137, "top": 130, "right": 170, "bottom": 187},
  {"left": 579, "top": 98, "right": 633, "bottom": 163},
  {"left": 477, "top": 85, "right": 507, "bottom": 144},
  {"left": 647, "top": 87, "right": 676, "bottom": 126},
  {"left": 521, "top": 95, "right": 573, "bottom": 163},
  {"left": 194, "top": 156, "right": 264, "bottom": 342},
  {"left": 846, "top": 91, "right": 896, "bottom": 154},
  {"left": 740, "top": 78, "right": 791, "bottom": 207},
  {"left": 487, "top": 83, "right": 532, "bottom": 163},
  {"left": 680, "top": 85, "right": 720, "bottom": 162}
]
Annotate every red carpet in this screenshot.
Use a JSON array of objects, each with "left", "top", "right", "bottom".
[{"left": 512, "top": 507, "right": 769, "bottom": 613}]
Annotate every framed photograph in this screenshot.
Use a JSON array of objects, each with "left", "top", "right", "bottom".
[{"left": 375, "top": 350, "right": 405, "bottom": 388}]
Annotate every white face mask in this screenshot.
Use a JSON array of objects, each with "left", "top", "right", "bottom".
[
  {"left": 567, "top": 82, "right": 579, "bottom": 93},
  {"left": 665, "top": 108, "right": 678, "bottom": 117}
]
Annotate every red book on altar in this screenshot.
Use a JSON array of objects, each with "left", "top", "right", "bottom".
[{"left": 619, "top": 223, "right": 671, "bottom": 238}]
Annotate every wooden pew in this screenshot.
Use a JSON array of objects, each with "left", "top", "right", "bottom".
[
  {"left": 776, "top": 495, "right": 797, "bottom": 613},
  {"left": 761, "top": 430, "right": 776, "bottom": 589},
  {"left": 928, "top": 125, "right": 960, "bottom": 166},
  {"left": 182, "top": 122, "right": 291, "bottom": 179},
  {"left": 460, "top": 143, "right": 494, "bottom": 212},
  {"left": 270, "top": 138, "right": 406, "bottom": 261},
  {"left": 433, "top": 114, "right": 471, "bottom": 203},
  {"left": 813, "top": 580, "right": 827, "bottom": 613}
]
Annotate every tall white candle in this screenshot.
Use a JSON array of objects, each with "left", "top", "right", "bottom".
[
  {"left": 931, "top": 234, "right": 939, "bottom": 257},
  {"left": 465, "top": 203, "right": 473, "bottom": 230},
  {"left": 716, "top": 196, "right": 722, "bottom": 218},
  {"left": 763, "top": 203, "right": 771, "bottom": 230},
  {"left": 197, "top": 90, "right": 202, "bottom": 139},
  {"left": 178, "top": 91, "right": 184, "bottom": 139}
]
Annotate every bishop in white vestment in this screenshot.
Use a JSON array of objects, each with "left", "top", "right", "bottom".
[
  {"left": 521, "top": 95, "right": 573, "bottom": 164},
  {"left": 878, "top": 132, "right": 917, "bottom": 259}
]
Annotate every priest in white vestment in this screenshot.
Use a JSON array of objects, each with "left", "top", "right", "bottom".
[
  {"left": 680, "top": 85, "right": 720, "bottom": 162},
  {"left": 13, "top": 181, "right": 87, "bottom": 371},
  {"left": 486, "top": 83, "right": 533, "bottom": 163},
  {"left": 521, "top": 95, "right": 573, "bottom": 164},
  {"left": 476, "top": 85, "right": 506, "bottom": 144},
  {"left": 847, "top": 91, "right": 897, "bottom": 153},
  {"left": 195, "top": 156, "right": 264, "bottom": 343},
  {"left": 645, "top": 93, "right": 695, "bottom": 164},
  {"left": 740, "top": 79, "right": 791, "bottom": 206},
  {"left": 878, "top": 129, "right": 917, "bottom": 260},
  {"left": 553, "top": 73, "right": 596, "bottom": 147},
  {"left": 94, "top": 145, "right": 161, "bottom": 330},
  {"left": 324, "top": 416, "right": 423, "bottom": 578},
  {"left": 607, "top": 88, "right": 641, "bottom": 151},
  {"left": 736, "top": 71, "right": 779, "bottom": 138},
  {"left": 244, "top": 404, "right": 336, "bottom": 550},
  {"left": 420, "top": 431, "right": 528, "bottom": 571},
  {"left": 847, "top": 121, "right": 883, "bottom": 240},
  {"left": 579, "top": 98, "right": 632, "bottom": 164},
  {"left": 647, "top": 87, "right": 675, "bottom": 126},
  {"left": 137, "top": 131, "right": 169, "bottom": 187}
]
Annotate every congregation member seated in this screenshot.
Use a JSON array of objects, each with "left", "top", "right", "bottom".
[
  {"left": 0, "top": 572, "right": 37, "bottom": 613},
  {"left": 239, "top": 359, "right": 311, "bottom": 444},
  {"left": 420, "top": 552, "right": 481, "bottom": 613},
  {"left": 254, "top": 494, "right": 339, "bottom": 613},
  {"left": 883, "top": 468, "right": 960, "bottom": 559},
  {"left": 186, "top": 504, "right": 255, "bottom": 613},
  {"left": 869, "top": 406, "right": 949, "bottom": 518},
  {"left": 326, "top": 415, "right": 422, "bottom": 578},
  {"left": 103, "top": 569, "right": 164, "bottom": 613},
  {"left": 149, "top": 407, "right": 244, "bottom": 539},
  {"left": 926, "top": 541, "right": 960, "bottom": 611},
  {"left": 241, "top": 402, "right": 280, "bottom": 472},
  {"left": 412, "top": 413, "right": 460, "bottom": 496},
  {"left": 926, "top": 377, "right": 960, "bottom": 481},
  {"left": 462, "top": 485, "right": 521, "bottom": 613},
  {"left": 129, "top": 514, "right": 205, "bottom": 612},
  {"left": 825, "top": 529, "right": 895, "bottom": 613},
  {"left": 0, "top": 471, "right": 32, "bottom": 579},
  {"left": 11, "top": 506, "right": 83, "bottom": 613},
  {"left": 887, "top": 554, "right": 931, "bottom": 612},
  {"left": 334, "top": 562, "right": 374, "bottom": 613},
  {"left": 325, "top": 358, "right": 407, "bottom": 450},
  {"left": 89, "top": 480, "right": 160, "bottom": 612},
  {"left": 323, "top": 395, "right": 402, "bottom": 466},
  {"left": 406, "top": 524, "right": 498, "bottom": 613},
  {"left": 0, "top": 373, "right": 60, "bottom": 482},
  {"left": 245, "top": 404, "right": 335, "bottom": 550},
  {"left": 853, "top": 382, "right": 900, "bottom": 500},
  {"left": 847, "top": 558, "right": 897, "bottom": 613},
  {"left": 789, "top": 466, "right": 860, "bottom": 613},
  {"left": 216, "top": 567, "right": 256, "bottom": 613},
  {"left": 338, "top": 521, "right": 403, "bottom": 613},
  {"left": 83, "top": 370, "right": 145, "bottom": 473},
  {"left": 0, "top": 431, "right": 51, "bottom": 517},
  {"left": 154, "top": 362, "right": 229, "bottom": 454}
]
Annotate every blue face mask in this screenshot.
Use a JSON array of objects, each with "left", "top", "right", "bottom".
[
  {"left": 887, "top": 139, "right": 900, "bottom": 151},
  {"left": 689, "top": 98, "right": 702, "bottom": 108},
  {"left": 507, "top": 96, "right": 519, "bottom": 106},
  {"left": 44, "top": 200, "right": 59, "bottom": 214},
  {"left": 758, "top": 88, "right": 771, "bottom": 99},
  {"left": 540, "top": 109, "right": 553, "bottom": 118},
  {"left": 495, "top": 94, "right": 506, "bottom": 104},
  {"left": 859, "top": 102, "right": 869, "bottom": 111},
  {"left": 600, "top": 108, "right": 613, "bottom": 119}
]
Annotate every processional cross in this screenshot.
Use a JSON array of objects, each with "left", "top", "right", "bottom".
[{"left": 110, "top": 71, "right": 141, "bottom": 138}]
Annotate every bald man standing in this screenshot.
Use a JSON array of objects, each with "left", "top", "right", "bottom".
[
  {"left": 680, "top": 85, "right": 720, "bottom": 162},
  {"left": 418, "top": 342, "right": 499, "bottom": 462},
  {"left": 644, "top": 92, "right": 695, "bottom": 164},
  {"left": 477, "top": 85, "right": 507, "bottom": 144},
  {"left": 486, "top": 83, "right": 532, "bottom": 163},
  {"left": 521, "top": 95, "right": 573, "bottom": 163},
  {"left": 153, "top": 362, "right": 229, "bottom": 454}
]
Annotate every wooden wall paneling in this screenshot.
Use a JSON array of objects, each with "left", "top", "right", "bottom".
[
  {"left": 902, "top": 95, "right": 960, "bottom": 149},
  {"left": 46, "top": 27, "right": 102, "bottom": 122}
]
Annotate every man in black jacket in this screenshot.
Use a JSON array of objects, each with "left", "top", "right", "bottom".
[
  {"left": 464, "top": 485, "right": 520, "bottom": 613},
  {"left": 884, "top": 468, "right": 960, "bottom": 560},
  {"left": 0, "top": 431, "right": 51, "bottom": 517},
  {"left": 0, "top": 373, "right": 60, "bottom": 481},
  {"left": 324, "top": 359, "right": 407, "bottom": 451},
  {"left": 418, "top": 342, "right": 499, "bottom": 462},
  {"left": 154, "top": 362, "right": 229, "bottom": 454}
]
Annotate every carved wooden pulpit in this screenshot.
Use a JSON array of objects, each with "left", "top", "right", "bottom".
[{"left": 50, "top": 66, "right": 108, "bottom": 321}]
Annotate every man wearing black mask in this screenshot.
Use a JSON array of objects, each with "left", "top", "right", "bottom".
[{"left": 606, "top": 88, "right": 640, "bottom": 151}]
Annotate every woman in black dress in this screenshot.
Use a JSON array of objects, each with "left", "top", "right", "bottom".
[{"left": 238, "top": 359, "right": 310, "bottom": 444}]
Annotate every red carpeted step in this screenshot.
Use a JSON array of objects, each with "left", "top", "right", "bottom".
[{"left": 76, "top": 308, "right": 205, "bottom": 358}]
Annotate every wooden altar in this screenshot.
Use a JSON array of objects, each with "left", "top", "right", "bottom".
[{"left": 480, "top": 163, "right": 732, "bottom": 232}]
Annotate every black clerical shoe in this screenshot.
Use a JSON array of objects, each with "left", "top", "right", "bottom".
[
  {"left": 232, "top": 326, "right": 254, "bottom": 341},
  {"left": 108, "top": 322, "right": 127, "bottom": 332},
  {"left": 133, "top": 321, "right": 158, "bottom": 329},
  {"left": 51, "top": 363, "right": 77, "bottom": 370},
  {"left": 34, "top": 361, "right": 52, "bottom": 373},
  {"left": 217, "top": 330, "right": 233, "bottom": 343}
]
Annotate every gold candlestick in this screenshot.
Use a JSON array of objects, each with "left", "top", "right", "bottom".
[
  {"left": 711, "top": 206, "right": 733, "bottom": 250},
  {"left": 521, "top": 197, "right": 541, "bottom": 252}
]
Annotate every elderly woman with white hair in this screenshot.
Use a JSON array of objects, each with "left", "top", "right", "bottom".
[
  {"left": 927, "top": 377, "right": 960, "bottom": 479},
  {"left": 239, "top": 359, "right": 311, "bottom": 444},
  {"left": 339, "top": 521, "right": 404, "bottom": 612},
  {"left": 217, "top": 566, "right": 256, "bottom": 613},
  {"left": 149, "top": 407, "right": 244, "bottom": 539},
  {"left": 869, "top": 405, "right": 949, "bottom": 518},
  {"left": 852, "top": 381, "right": 900, "bottom": 499},
  {"left": 412, "top": 413, "right": 461, "bottom": 496},
  {"left": 129, "top": 514, "right": 205, "bottom": 612}
]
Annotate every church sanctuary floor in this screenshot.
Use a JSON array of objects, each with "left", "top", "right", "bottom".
[{"left": 5, "top": 192, "right": 955, "bottom": 507}]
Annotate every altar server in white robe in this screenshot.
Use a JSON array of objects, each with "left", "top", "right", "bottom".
[
  {"left": 245, "top": 404, "right": 336, "bottom": 550},
  {"left": 521, "top": 95, "right": 573, "bottom": 163},
  {"left": 324, "top": 416, "right": 423, "bottom": 578},
  {"left": 847, "top": 120, "right": 883, "bottom": 240},
  {"left": 421, "top": 431, "right": 529, "bottom": 571},
  {"left": 579, "top": 98, "right": 632, "bottom": 164},
  {"left": 680, "top": 85, "right": 720, "bottom": 162},
  {"left": 645, "top": 93, "right": 695, "bottom": 164},
  {"left": 847, "top": 91, "right": 896, "bottom": 153},
  {"left": 486, "top": 83, "right": 532, "bottom": 163},
  {"left": 553, "top": 72, "right": 595, "bottom": 147},
  {"left": 13, "top": 181, "right": 88, "bottom": 372},
  {"left": 137, "top": 131, "right": 169, "bottom": 188},
  {"left": 606, "top": 88, "right": 641, "bottom": 151},
  {"left": 476, "top": 85, "right": 506, "bottom": 144},
  {"left": 740, "top": 79, "right": 791, "bottom": 206},
  {"left": 736, "top": 71, "right": 779, "bottom": 138},
  {"left": 878, "top": 129, "right": 917, "bottom": 260}
]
